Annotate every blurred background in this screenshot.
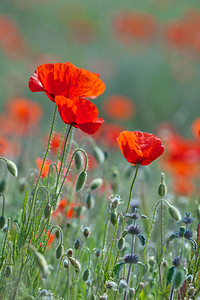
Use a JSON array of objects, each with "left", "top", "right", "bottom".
[{"left": 0, "top": 0, "right": 200, "bottom": 199}]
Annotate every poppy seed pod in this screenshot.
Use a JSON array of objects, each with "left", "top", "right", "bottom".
[
  {"left": 93, "top": 145, "right": 105, "bottom": 164},
  {"left": 0, "top": 216, "right": 6, "bottom": 229},
  {"left": 56, "top": 244, "right": 64, "bottom": 259},
  {"left": 6, "top": 160, "right": 18, "bottom": 177},
  {"left": 168, "top": 205, "right": 182, "bottom": 222},
  {"left": 74, "top": 152, "right": 83, "bottom": 171},
  {"left": 90, "top": 178, "right": 103, "bottom": 190},
  {"left": 76, "top": 171, "right": 87, "bottom": 192}
]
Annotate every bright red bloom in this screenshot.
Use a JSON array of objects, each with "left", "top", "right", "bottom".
[
  {"left": 102, "top": 95, "right": 135, "bottom": 120},
  {"left": 29, "top": 62, "right": 106, "bottom": 102},
  {"left": 117, "top": 131, "right": 164, "bottom": 165},
  {"left": 55, "top": 96, "right": 104, "bottom": 134}
]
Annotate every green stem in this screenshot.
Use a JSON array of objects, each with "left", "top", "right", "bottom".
[
  {"left": 0, "top": 193, "right": 5, "bottom": 216},
  {"left": 56, "top": 124, "right": 67, "bottom": 164},
  {"left": 26, "top": 105, "right": 57, "bottom": 235},
  {"left": 80, "top": 247, "right": 91, "bottom": 269}
]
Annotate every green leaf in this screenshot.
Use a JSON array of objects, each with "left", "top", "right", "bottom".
[
  {"left": 113, "top": 262, "right": 125, "bottom": 277},
  {"left": 166, "top": 266, "right": 175, "bottom": 286},
  {"left": 138, "top": 234, "right": 146, "bottom": 246}
]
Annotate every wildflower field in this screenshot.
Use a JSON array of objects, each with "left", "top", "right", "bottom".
[{"left": 0, "top": 1, "right": 200, "bottom": 299}]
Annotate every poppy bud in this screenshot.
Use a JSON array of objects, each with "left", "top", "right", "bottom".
[
  {"left": 158, "top": 174, "right": 167, "bottom": 197},
  {"left": 31, "top": 246, "right": 50, "bottom": 278},
  {"left": 76, "top": 171, "right": 87, "bottom": 192},
  {"left": 44, "top": 204, "right": 51, "bottom": 219},
  {"left": 173, "top": 268, "right": 186, "bottom": 289},
  {"left": 67, "top": 248, "right": 73, "bottom": 257},
  {"left": 93, "top": 146, "right": 105, "bottom": 164},
  {"left": 110, "top": 211, "right": 117, "bottom": 226},
  {"left": 129, "top": 288, "right": 135, "bottom": 296},
  {"left": 74, "top": 152, "right": 83, "bottom": 171},
  {"left": 90, "top": 178, "right": 103, "bottom": 190},
  {"left": 117, "top": 237, "right": 125, "bottom": 250},
  {"left": 63, "top": 259, "right": 69, "bottom": 268},
  {"left": 82, "top": 269, "right": 89, "bottom": 281},
  {"left": 6, "top": 160, "right": 18, "bottom": 177},
  {"left": 95, "top": 249, "right": 101, "bottom": 257},
  {"left": 168, "top": 205, "right": 181, "bottom": 222},
  {"left": 56, "top": 244, "right": 64, "bottom": 259},
  {"left": 0, "top": 216, "right": 6, "bottom": 229},
  {"left": 74, "top": 238, "right": 81, "bottom": 250},
  {"left": 0, "top": 179, "right": 6, "bottom": 193},
  {"left": 83, "top": 227, "right": 90, "bottom": 238},
  {"left": 85, "top": 192, "right": 94, "bottom": 210},
  {"left": 119, "top": 280, "right": 127, "bottom": 293},
  {"left": 5, "top": 265, "right": 12, "bottom": 278},
  {"left": 68, "top": 256, "right": 81, "bottom": 271}
]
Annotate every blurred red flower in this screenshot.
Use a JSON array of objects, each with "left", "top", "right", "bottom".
[
  {"left": 51, "top": 198, "right": 67, "bottom": 218},
  {"left": 117, "top": 131, "right": 164, "bottom": 165},
  {"left": 6, "top": 97, "right": 43, "bottom": 134},
  {"left": 0, "top": 135, "right": 20, "bottom": 157},
  {"left": 113, "top": 11, "right": 157, "bottom": 44},
  {"left": 191, "top": 117, "right": 200, "bottom": 139},
  {"left": 55, "top": 96, "right": 104, "bottom": 134},
  {"left": 94, "top": 123, "right": 123, "bottom": 148},
  {"left": 45, "top": 132, "right": 64, "bottom": 155},
  {"left": 29, "top": 62, "right": 106, "bottom": 102},
  {"left": 36, "top": 158, "right": 61, "bottom": 178},
  {"left": 102, "top": 95, "right": 135, "bottom": 120}
]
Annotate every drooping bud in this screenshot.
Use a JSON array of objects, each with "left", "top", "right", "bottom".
[
  {"left": 30, "top": 245, "right": 50, "bottom": 278},
  {"left": 82, "top": 269, "right": 90, "bottom": 281},
  {"left": 76, "top": 171, "right": 87, "bottom": 192},
  {"left": 68, "top": 256, "right": 81, "bottom": 271},
  {"left": 44, "top": 204, "right": 51, "bottom": 219},
  {"left": 5, "top": 265, "right": 12, "bottom": 278},
  {"left": 83, "top": 227, "right": 90, "bottom": 238},
  {"left": 85, "top": 192, "right": 94, "bottom": 210},
  {"left": 6, "top": 160, "right": 18, "bottom": 177},
  {"left": 74, "top": 238, "right": 81, "bottom": 250},
  {"left": 90, "top": 178, "right": 103, "bottom": 190},
  {"left": 74, "top": 152, "right": 83, "bottom": 171},
  {"left": 56, "top": 244, "right": 64, "bottom": 259},
  {"left": 67, "top": 248, "right": 73, "bottom": 257},
  {"left": 93, "top": 145, "right": 105, "bottom": 164},
  {"left": 95, "top": 249, "right": 101, "bottom": 257},
  {"left": 168, "top": 205, "right": 182, "bottom": 222}
]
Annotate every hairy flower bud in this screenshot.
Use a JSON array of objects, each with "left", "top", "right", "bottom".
[
  {"left": 6, "top": 160, "right": 18, "bottom": 177},
  {"left": 82, "top": 269, "right": 90, "bottom": 281},
  {"left": 56, "top": 244, "right": 64, "bottom": 259},
  {"left": 74, "top": 152, "right": 83, "bottom": 171},
  {"left": 117, "top": 237, "right": 125, "bottom": 250},
  {"left": 68, "top": 256, "right": 81, "bottom": 271},
  {"left": 76, "top": 171, "right": 87, "bottom": 192},
  {"left": 93, "top": 145, "right": 105, "bottom": 164},
  {"left": 110, "top": 211, "right": 117, "bottom": 226},
  {"left": 90, "top": 178, "right": 103, "bottom": 190},
  {"left": 74, "top": 238, "right": 81, "bottom": 250},
  {"left": 168, "top": 205, "right": 181, "bottom": 222}
]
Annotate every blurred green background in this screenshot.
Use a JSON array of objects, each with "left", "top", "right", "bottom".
[{"left": 0, "top": 0, "right": 200, "bottom": 136}]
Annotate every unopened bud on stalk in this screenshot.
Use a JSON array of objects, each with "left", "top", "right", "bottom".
[
  {"left": 30, "top": 245, "right": 50, "bottom": 278},
  {"left": 105, "top": 281, "right": 116, "bottom": 290},
  {"left": 63, "top": 259, "right": 69, "bottom": 268},
  {"left": 5, "top": 265, "right": 12, "bottom": 278},
  {"left": 0, "top": 216, "right": 6, "bottom": 229},
  {"left": 158, "top": 173, "right": 167, "bottom": 197},
  {"left": 117, "top": 237, "right": 125, "bottom": 250},
  {"left": 74, "top": 238, "right": 81, "bottom": 250},
  {"left": 90, "top": 178, "right": 103, "bottom": 190},
  {"left": 0, "top": 179, "right": 6, "bottom": 193},
  {"left": 6, "top": 160, "right": 18, "bottom": 177},
  {"left": 168, "top": 205, "right": 182, "bottom": 222},
  {"left": 74, "top": 152, "right": 83, "bottom": 171},
  {"left": 44, "top": 204, "right": 51, "bottom": 219},
  {"left": 110, "top": 211, "right": 117, "bottom": 226},
  {"left": 82, "top": 269, "right": 90, "bottom": 281},
  {"left": 93, "top": 145, "right": 105, "bottom": 164},
  {"left": 68, "top": 256, "right": 81, "bottom": 271},
  {"left": 95, "top": 249, "right": 101, "bottom": 257},
  {"left": 56, "top": 244, "right": 64, "bottom": 259},
  {"left": 67, "top": 248, "right": 73, "bottom": 257},
  {"left": 99, "top": 294, "right": 108, "bottom": 300},
  {"left": 85, "top": 192, "right": 94, "bottom": 210},
  {"left": 83, "top": 227, "right": 90, "bottom": 238},
  {"left": 76, "top": 171, "right": 87, "bottom": 192}
]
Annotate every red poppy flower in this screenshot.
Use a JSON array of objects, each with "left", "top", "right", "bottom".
[
  {"left": 51, "top": 198, "right": 68, "bottom": 218},
  {"left": 117, "top": 131, "right": 164, "bottom": 165},
  {"left": 29, "top": 62, "right": 106, "bottom": 102},
  {"left": 55, "top": 96, "right": 104, "bottom": 134},
  {"left": 102, "top": 95, "right": 135, "bottom": 120}
]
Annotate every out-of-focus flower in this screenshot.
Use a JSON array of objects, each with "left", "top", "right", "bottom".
[
  {"left": 46, "top": 230, "right": 55, "bottom": 248},
  {"left": 29, "top": 62, "right": 106, "bottom": 102},
  {"left": 191, "top": 117, "right": 200, "bottom": 139},
  {"left": 113, "top": 11, "right": 157, "bottom": 44},
  {"left": 55, "top": 96, "right": 104, "bottom": 134},
  {"left": 66, "top": 18, "right": 96, "bottom": 44},
  {"left": 45, "top": 132, "right": 64, "bottom": 155},
  {"left": 0, "top": 135, "right": 20, "bottom": 157},
  {"left": 102, "top": 95, "right": 135, "bottom": 120},
  {"left": 52, "top": 198, "right": 67, "bottom": 218},
  {"left": 172, "top": 177, "right": 195, "bottom": 197},
  {"left": 117, "top": 131, "right": 164, "bottom": 165},
  {"left": 6, "top": 97, "right": 43, "bottom": 135},
  {"left": 94, "top": 123, "right": 123, "bottom": 148},
  {"left": 0, "top": 15, "right": 27, "bottom": 59}
]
